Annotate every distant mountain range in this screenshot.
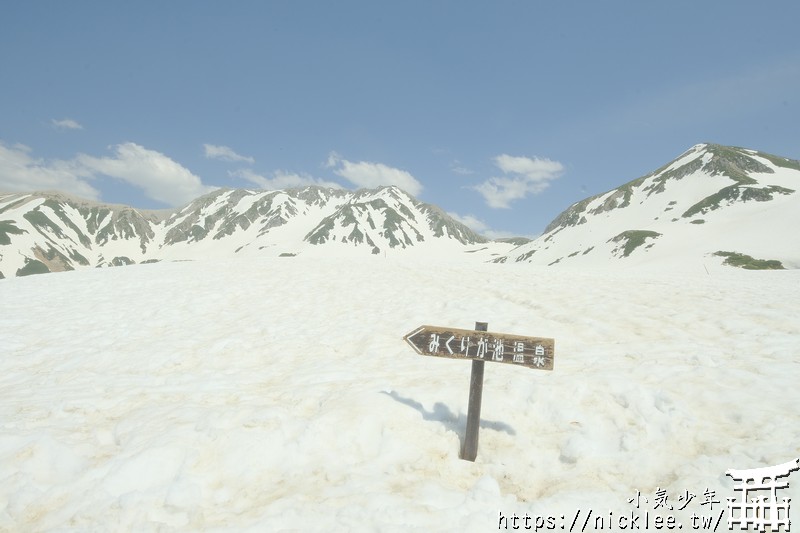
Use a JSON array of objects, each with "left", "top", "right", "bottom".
[
  {"left": 0, "top": 185, "right": 504, "bottom": 278},
  {"left": 2, "top": 143, "right": 798, "bottom": 278},
  {"left": 495, "top": 143, "right": 799, "bottom": 270}
]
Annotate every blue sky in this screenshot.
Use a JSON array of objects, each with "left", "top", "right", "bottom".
[{"left": 2, "top": 1, "right": 799, "bottom": 238}]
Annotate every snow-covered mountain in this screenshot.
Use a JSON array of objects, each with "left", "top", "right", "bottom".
[
  {"left": 497, "top": 143, "right": 800, "bottom": 270},
  {"left": 4, "top": 143, "right": 798, "bottom": 278},
  {"left": 0, "top": 185, "right": 498, "bottom": 278}
]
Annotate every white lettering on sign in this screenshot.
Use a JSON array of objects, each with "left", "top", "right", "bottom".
[
  {"left": 476, "top": 337, "right": 488, "bottom": 359},
  {"left": 492, "top": 339, "right": 504, "bottom": 361},
  {"left": 513, "top": 341, "right": 524, "bottom": 363},
  {"left": 405, "top": 325, "right": 554, "bottom": 371},
  {"left": 445, "top": 335, "right": 455, "bottom": 354},
  {"left": 429, "top": 334, "right": 440, "bottom": 352},
  {"left": 420, "top": 333, "right": 549, "bottom": 367}
]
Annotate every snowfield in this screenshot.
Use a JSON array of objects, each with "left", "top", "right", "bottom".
[{"left": 1, "top": 256, "right": 798, "bottom": 531}]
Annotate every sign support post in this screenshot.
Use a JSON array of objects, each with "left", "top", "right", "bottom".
[
  {"left": 403, "top": 322, "right": 554, "bottom": 462},
  {"left": 461, "top": 321, "right": 487, "bottom": 462}
]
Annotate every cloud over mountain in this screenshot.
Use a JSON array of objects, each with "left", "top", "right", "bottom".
[
  {"left": 0, "top": 142, "right": 100, "bottom": 200},
  {"left": 0, "top": 142, "right": 215, "bottom": 208},
  {"left": 203, "top": 144, "right": 255, "bottom": 164},
  {"left": 326, "top": 152, "right": 423, "bottom": 196},
  {"left": 229, "top": 168, "right": 341, "bottom": 190},
  {"left": 76, "top": 143, "right": 215, "bottom": 207},
  {"left": 473, "top": 154, "right": 564, "bottom": 208}
]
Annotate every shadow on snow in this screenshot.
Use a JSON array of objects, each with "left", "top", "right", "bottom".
[{"left": 381, "top": 390, "right": 516, "bottom": 451}]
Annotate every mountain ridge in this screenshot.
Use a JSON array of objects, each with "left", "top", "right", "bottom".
[
  {"left": 498, "top": 143, "right": 799, "bottom": 269},
  {"left": 0, "top": 185, "right": 502, "bottom": 278},
  {"left": 2, "top": 143, "right": 799, "bottom": 278}
]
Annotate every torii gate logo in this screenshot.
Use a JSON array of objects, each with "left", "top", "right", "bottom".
[{"left": 726, "top": 458, "right": 799, "bottom": 532}]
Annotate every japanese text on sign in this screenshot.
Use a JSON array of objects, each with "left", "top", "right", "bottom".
[{"left": 404, "top": 325, "right": 555, "bottom": 371}]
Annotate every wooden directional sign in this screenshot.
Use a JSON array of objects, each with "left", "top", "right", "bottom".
[{"left": 404, "top": 325, "right": 555, "bottom": 370}]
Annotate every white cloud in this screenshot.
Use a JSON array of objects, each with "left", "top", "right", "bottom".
[
  {"left": 75, "top": 143, "right": 215, "bottom": 206},
  {"left": 473, "top": 154, "right": 564, "bottom": 209},
  {"left": 325, "top": 152, "right": 423, "bottom": 196},
  {"left": 447, "top": 211, "right": 523, "bottom": 240},
  {"left": 51, "top": 118, "right": 83, "bottom": 130},
  {"left": 493, "top": 154, "right": 563, "bottom": 178},
  {"left": 0, "top": 141, "right": 215, "bottom": 207},
  {"left": 204, "top": 144, "right": 255, "bottom": 164},
  {"left": 231, "top": 168, "right": 341, "bottom": 190},
  {"left": 450, "top": 160, "right": 474, "bottom": 175},
  {"left": 0, "top": 142, "right": 100, "bottom": 199},
  {"left": 447, "top": 212, "right": 491, "bottom": 235}
]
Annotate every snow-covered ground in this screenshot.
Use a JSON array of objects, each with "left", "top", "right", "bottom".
[{"left": 1, "top": 256, "right": 798, "bottom": 531}]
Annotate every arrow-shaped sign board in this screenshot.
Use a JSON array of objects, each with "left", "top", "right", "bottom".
[{"left": 404, "top": 325, "right": 554, "bottom": 370}]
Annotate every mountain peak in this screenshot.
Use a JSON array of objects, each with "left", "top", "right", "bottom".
[{"left": 502, "top": 143, "right": 799, "bottom": 269}]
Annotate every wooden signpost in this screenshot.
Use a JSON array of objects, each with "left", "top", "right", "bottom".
[{"left": 403, "top": 322, "right": 555, "bottom": 462}]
